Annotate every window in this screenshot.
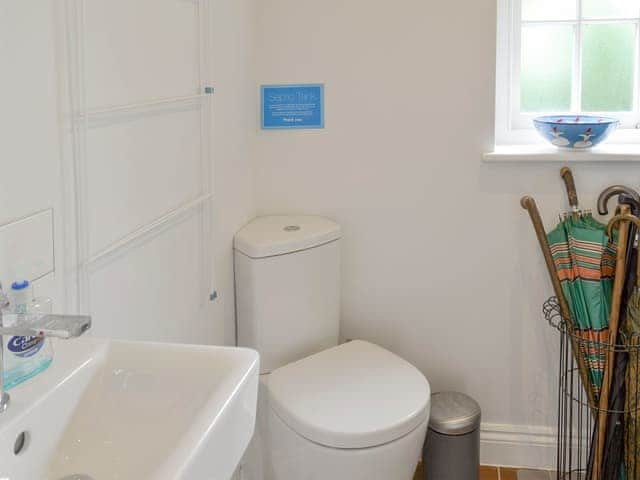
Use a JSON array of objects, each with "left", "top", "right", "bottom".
[{"left": 495, "top": 0, "right": 640, "bottom": 144}]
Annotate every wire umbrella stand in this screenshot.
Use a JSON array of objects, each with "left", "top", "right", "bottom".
[{"left": 545, "top": 297, "right": 640, "bottom": 480}]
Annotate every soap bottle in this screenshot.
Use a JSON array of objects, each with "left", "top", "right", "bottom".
[
  {"left": 2, "top": 280, "right": 54, "bottom": 391},
  {"left": 8, "top": 280, "right": 30, "bottom": 313}
]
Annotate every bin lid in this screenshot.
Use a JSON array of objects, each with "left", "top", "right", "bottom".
[
  {"left": 429, "top": 392, "right": 481, "bottom": 435},
  {"left": 234, "top": 215, "right": 341, "bottom": 258}
]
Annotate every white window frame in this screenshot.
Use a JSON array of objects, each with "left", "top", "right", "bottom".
[{"left": 495, "top": 0, "right": 640, "bottom": 146}]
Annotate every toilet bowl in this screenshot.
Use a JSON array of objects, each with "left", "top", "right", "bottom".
[
  {"left": 265, "top": 409, "right": 428, "bottom": 480},
  {"left": 243, "top": 340, "right": 430, "bottom": 480},
  {"left": 265, "top": 340, "right": 430, "bottom": 480},
  {"left": 234, "top": 216, "right": 430, "bottom": 480}
]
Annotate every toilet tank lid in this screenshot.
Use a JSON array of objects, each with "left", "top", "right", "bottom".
[{"left": 234, "top": 215, "right": 341, "bottom": 258}]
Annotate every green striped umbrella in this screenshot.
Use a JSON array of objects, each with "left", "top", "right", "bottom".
[{"left": 548, "top": 214, "right": 616, "bottom": 400}]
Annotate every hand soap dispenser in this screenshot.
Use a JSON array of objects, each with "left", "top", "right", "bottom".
[{"left": 2, "top": 280, "right": 54, "bottom": 390}]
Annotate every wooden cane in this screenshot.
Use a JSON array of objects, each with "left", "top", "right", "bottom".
[
  {"left": 592, "top": 206, "right": 633, "bottom": 480},
  {"left": 521, "top": 196, "right": 597, "bottom": 415}
]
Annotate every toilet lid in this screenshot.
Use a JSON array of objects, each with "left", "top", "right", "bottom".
[{"left": 266, "top": 340, "right": 431, "bottom": 449}]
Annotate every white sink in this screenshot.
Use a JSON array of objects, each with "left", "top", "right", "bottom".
[{"left": 0, "top": 338, "right": 259, "bottom": 480}]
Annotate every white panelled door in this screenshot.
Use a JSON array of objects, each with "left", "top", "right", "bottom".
[{"left": 58, "top": 0, "right": 216, "bottom": 343}]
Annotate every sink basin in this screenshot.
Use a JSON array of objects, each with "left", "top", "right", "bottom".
[{"left": 0, "top": 338, "right": 259, "bottom": 480}]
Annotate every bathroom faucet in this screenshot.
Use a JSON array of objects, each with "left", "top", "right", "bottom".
[{"left": 0, "top": 290, "right": 91, "bottom": 413}]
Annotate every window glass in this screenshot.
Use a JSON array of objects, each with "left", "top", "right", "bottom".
[
  {"left": 521, "top": 26, "right": 574, "bottom": 112},
  {"left": 582, "top": 0, "right": 640, "bottom": 19},
  {"left": 522, "top": 0, "right": 576, "bottom": 21},
  {"left": 582, "top": 23, "right": 636, "bottom": 111}
]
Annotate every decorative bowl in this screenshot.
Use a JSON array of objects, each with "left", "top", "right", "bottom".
[{"left": 533, "top": 115, "right": 619, "bottom": 150}]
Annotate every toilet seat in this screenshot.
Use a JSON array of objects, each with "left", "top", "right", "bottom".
[{"left": 266, "top": 340, "right": 431, "bottom": 449}]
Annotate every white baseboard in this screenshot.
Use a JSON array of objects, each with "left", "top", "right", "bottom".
[
  {"left": 481, "top": 423, "right": 556, "bottom": 470},
  {"left": 239, "top": 422, "right": 558, "bottom": 475}
]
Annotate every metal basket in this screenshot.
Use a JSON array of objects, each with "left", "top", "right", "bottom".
[{"left": 544, "top": 297, "right": 640, "bottom": 480}]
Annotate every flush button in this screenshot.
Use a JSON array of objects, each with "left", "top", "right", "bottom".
[{"left": 284, "top": 225, "right": 301, "bottom": 232}]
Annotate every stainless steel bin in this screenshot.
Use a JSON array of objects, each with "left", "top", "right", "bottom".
[{"left": 423, "top": 392, "right": 481, "bottom": 480}]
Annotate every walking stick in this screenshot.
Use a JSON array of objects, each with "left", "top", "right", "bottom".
[{"left": 592, "top": 207, "right": 633, "bottom": 480}]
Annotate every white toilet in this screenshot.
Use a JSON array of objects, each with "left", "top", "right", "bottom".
[{"left": 234, "top": 215, "right": 431, "bottom": 480}]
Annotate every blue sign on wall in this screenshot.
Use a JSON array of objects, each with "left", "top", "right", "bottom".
[{"left": 261, "top": 84, "right": 324, "bottom": 130}]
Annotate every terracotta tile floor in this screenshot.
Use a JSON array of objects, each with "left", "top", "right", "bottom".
[{"left": 414, "top": 463, "right": 553, "bottom": 479}]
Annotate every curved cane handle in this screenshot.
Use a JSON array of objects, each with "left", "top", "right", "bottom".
[
  {"left": 598, "top": 185, "right": 640, "bottom": 215},
  {"left": 606, "top": 213, "right": 640, "bottom": 239}
]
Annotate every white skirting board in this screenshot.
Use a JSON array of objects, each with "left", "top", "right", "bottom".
[
  {"left": 480, "top": 423, "right": 556, "bottom": 470},
  {"left": 237, "top": 423, "right": 558, "bottom": 477}
]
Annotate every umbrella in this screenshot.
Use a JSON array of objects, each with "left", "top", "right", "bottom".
[
  {"left": 546, "top": 169, "right": 616, "bottom": 408},
  {"left": 521, "top": 196, "right": 597, "bottom": 415},
  {"left": 547, "top": 205, "right": 615, "bottom": 404}
]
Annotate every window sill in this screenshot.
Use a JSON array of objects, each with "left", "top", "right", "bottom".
[{"left": 483, "top": 143, "right": 640, "bottom": 163}]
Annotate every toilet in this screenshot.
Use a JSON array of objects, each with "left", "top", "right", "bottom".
[{"left": 234, "top": 215, "right": 431, "bottom": 480}]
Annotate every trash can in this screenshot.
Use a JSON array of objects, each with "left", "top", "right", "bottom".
[{"left": 423, "top": 391, "right": 481, "bottom": 480}]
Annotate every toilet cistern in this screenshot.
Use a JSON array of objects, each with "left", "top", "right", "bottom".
[{"left": 0, "top": 288, "right": 91, "bottom": 413}]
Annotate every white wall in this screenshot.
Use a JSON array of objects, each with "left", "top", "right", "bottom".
[
  {"left": 251, "top": 0, "right": 635, "bottom": 468},
  {"left": 211, "top": 0, "right": 257, "bottom": 345},
  {"left": 0, "top": 0, "right": 256, "bottom": 347},
  {"left": 0, "top": 1, "right": 65, "bottom": 303}
]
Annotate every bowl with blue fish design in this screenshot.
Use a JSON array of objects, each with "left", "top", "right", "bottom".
[{"left": 533, "top": 115, "right": 619, "bottom": 150}]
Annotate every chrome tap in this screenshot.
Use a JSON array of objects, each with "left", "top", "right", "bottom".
[{"left": 0, "top": 289, "right": 91, "bottom": 413}]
